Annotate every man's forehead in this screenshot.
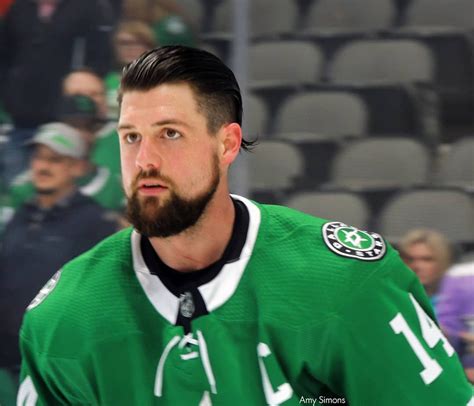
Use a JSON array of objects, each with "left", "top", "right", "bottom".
[
  {"left": 121, "top": 82, "right": 197, "bottom": 100},
  {"left": 120, "top": 84, "right": 203, "bottom": 118}
]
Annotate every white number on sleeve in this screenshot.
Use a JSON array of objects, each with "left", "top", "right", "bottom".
[
  {"left": 389, "top": 293, "right": 454, "bottom": 385},
  {"left": 17, "top": 376, "right": 38, "bottom": 406}
]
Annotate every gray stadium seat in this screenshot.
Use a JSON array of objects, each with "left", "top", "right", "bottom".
[
  {"left": 328, "top": 138, "right": 431, "bottom": 190},
  {"left": 209, "top": 0, "right": 298, "bottom": 38},
  {"left": 249, "top": 41, "right": 324, "bottom": 89},
  {"left": 247, "top": 40, "right": 325, "bottom": 129},
  {"left": 404, "top": 0, "right": 474, "bottom": 30},
  {"left": 285, "top": 191, "right": 370, "bottom": 229},
  {"left": 247, "top": 140, "right": 304, "bottom": 194},
  {"left": 302, "top": 0, "right": 396, "bottom": 33},
  {"left": 274, "top": 91, "right": 368, "bottom": 141},
  {"left": 200, "top": 43, "right": 222, "bottom": 59},
  {"left": 436, "top": 137, "right": 474, "bottom": 191},
  {"left": 386, "top": 28, "right": 474, "bottom": 133},
  {"left": 328, "top": 39, "right": 435, "bottom": 84},
  {"left": 377, "top": 189, "right": 474, "bottom": 244},
  {"left": 243, "top": 94, "right": 268, "bottom": 138}
]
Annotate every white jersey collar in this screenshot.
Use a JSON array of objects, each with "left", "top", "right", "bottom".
[{"left": 131, "top": 195, "right": 261, "bottom": 324}]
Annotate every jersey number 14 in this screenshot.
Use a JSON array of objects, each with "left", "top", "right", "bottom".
[{"left": 389, "top": 293, "right": 454, "bottom": 385}]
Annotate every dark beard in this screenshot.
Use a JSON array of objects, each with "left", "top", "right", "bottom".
[{"left": 126, "top": 163, "right": 220, "bottom": 238}]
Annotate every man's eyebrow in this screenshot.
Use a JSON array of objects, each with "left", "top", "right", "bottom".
[
  {"left": 151, "top": 119, "right": 191, "bottom": 129},
  {"left": 117, "top": 123, "right": 135, "bottom": 131},
  {"left": 117, "top": 119, "right": 191, "bottom": 132}
]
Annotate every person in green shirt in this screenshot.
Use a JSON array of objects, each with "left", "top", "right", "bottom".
[
  {"left": 18, "top": 46, "right": 473, "bottom": 405},
  {"left": 58, "top": 94, "right": 125, "bottom": 211},
  {"left": 7, "top": 96, "right": 124, "bottom": 213},
  {"left": 121, "top": 0, "right": 197, "bottom": 46},
  {"left": 62, "top": 69, "right": 122, "bottom": 178}
]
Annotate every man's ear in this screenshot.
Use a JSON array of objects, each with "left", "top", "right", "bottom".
[{"left": 219, "top": 123, "right": 242, "bottom": 165}]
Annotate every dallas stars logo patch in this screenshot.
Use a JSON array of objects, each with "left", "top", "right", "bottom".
[
  {"left": 27, "top": 270, "right": 62, "bottom": 310},
  {"left": 322, "top": 222, "right": 386, "bottom": 261}
]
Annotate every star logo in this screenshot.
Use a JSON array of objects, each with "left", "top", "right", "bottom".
[
  {"left": 322, "top": 222, "right": 386, "bottom": 261},
  {"left": 341, "top": 229, "right": 368, "bottom": 248}
]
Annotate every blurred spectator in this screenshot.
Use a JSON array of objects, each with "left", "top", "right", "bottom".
[
  {"left": 57, "top": 94, "right": 124, "bottom": 211},
  {"left": 62, "top": 69, "right": 121, "bottom": 179},
  {"left": 9, "top": 96, "right": 125, "bottom": 212},
  {"left": 0, "top": 0, "right": 13, "bottom": 17},
  {"left": 0, "top": 367, "right": 16, "bottom": 406},
  {"left": 0, "top": 122, "right": 117, "bottom": 392},
  {"left": 122, "top": 0, "right": 196, "bottom": 46},
  {"left": 399, "top": 229, "right": 453, "bottom": 311},
  {"left": 0, "top": 0, "right": 114, "bottom": 183},
  {"left": 437, "top": 261, "right": 474, "bottom": 383},
  {"left": 63, "top": 68, "right": 109, "bottom": 121},
  {"left": 105, "top": 20, "right": 156, "bottom": 118}
]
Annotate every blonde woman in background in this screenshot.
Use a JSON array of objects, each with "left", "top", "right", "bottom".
[
  {"left": 105, "top": 20, "right": 156, "bottom": 119},
  {"left": 121, "top": 0, "right": 196, "bottom": 46},
  {"left": 399, "top": 228, "right": 453, "bottom": 312}
]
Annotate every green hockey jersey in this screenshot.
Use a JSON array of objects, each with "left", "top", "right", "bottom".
[{"left": 18, "top": 196, "right": 473, "bottom": 405}]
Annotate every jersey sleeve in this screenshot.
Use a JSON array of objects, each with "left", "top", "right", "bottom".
[
  {"left": 18, "top": 333, "right": 55, "bottom": 406},
  {"left": 318, "top": 252, "right": 473, "bottom": 405},
  {"left": 17, "top": 267, "right": 97, "bottom": 405},
  {"left": 18, "top": 326, "right": 93, "bottom": 405}
]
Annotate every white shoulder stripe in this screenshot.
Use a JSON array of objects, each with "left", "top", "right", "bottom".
[
  {"left": 199, "top": 194, "right": 261, "bottom": 312},
  {"left": 131, "top": 231, "right": 179, "bottom": 324}
]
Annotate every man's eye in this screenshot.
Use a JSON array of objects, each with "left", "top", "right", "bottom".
[
  {"left": 125, "top": 133, "right": 141, "bottom": 144},
  {"left": 164, "top": 129, "right": 182, "bottom": 140}
]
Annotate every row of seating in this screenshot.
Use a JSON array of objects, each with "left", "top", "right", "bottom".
[
  {"left": 225, "top": 35, "right": 472, "bottom": 136},
  {"left": 246, "top": 137, "right": 474, "bottom": 193},
  {"left": 245, "top": 90, "right": 433, "bottom": 145},
  {"left": 187, "top": 0, "right": 472, "bottom": 131},
  {"left": 279, "top": 188, "right": 474, "bottom": 247},
  {"left": 179, "top": 0, "right": 474, "bottom": 36}
]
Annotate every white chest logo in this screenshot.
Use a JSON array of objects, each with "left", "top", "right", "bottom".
[{"left": 27, "top": 270, "right": 62, "bottom": 310}]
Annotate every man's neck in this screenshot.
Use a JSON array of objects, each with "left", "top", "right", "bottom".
[
  {"left": 148, "top": 191, "right": 236, "bottom": 272},
  {"left": 37, "top": 185, "right": 76, "bottom": 209}
]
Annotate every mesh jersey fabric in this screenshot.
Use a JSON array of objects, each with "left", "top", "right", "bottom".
[{"left": 18, "top": 197, "right": 473, "bottom": 405}]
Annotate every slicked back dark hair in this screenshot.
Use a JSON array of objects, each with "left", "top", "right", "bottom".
[{"left": 119, "top": 46, "right": 255, "bottom": 151}]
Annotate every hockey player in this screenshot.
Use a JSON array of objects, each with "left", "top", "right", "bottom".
[{"left": 17, "top": 46, "right": 473, "bottom": 405}]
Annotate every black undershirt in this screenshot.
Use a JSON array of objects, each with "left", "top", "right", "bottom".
[{"left": 140, "top": 199, "right": 249, "bottom": 333}]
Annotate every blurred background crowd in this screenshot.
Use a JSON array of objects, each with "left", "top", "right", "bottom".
[{"left": 0, "top": 0, "right": 473, "bottom": 403}]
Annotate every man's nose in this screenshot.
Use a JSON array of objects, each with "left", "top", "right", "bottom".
[{"left": 135, "top": 137, "right": 161, "bottom": 171}]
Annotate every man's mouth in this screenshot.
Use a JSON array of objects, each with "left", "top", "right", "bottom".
[
  {"left": 141, "top": 183, "right": 162, "bottom": 188},
  {"left": 137, "top": 180, "right": 168, "bottom": 194}
]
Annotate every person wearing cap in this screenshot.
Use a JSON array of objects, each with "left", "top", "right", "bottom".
[
  {"left": 6, "top": 95, "right": 125, "bottom": 213},
  {"left": 58, "top": 94, "right": 125, "bottom": 212},
  {"left": 0, "top": 122, "right": 117, "bottom": 394}
]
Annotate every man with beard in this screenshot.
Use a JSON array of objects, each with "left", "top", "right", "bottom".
[
  {"left": 0, "top": 123, "right": 117, "bottom": 395},
  {"left": 17, "top": 47, "right": 473, "bottom": 405}
]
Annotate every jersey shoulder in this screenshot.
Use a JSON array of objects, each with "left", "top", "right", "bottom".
[
  {"left": 250, "top": 203, "right": 415, "bottom": 314},
  {"left": 256, "top": 202, "right": 394, "bottom": 269}
]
